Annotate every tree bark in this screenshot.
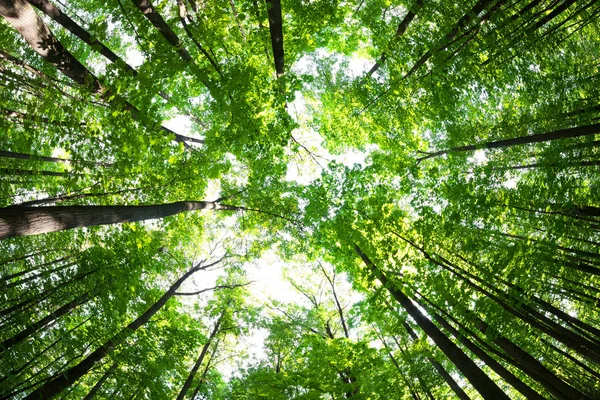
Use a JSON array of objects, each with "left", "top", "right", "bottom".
[
  {"left": 264, "top": 0, "right": 284, "bottom": 77},
  {"left": 417, "top": 122, "right": 600, "bottom": 162},
  {"left": 354, "top": 244, "right": 510, "bottom": 400},
  {"left": 0, "top": 0, "right": 101, "bottom": 91},
  {"left": 401, "top": 320, "right": 470, "bottom": 400},
  {"left": 413, "top": 292, "right": 546, "bottom": 400},
  {"left": 0, "top": 200, "right": 233, "bottom": 239}
]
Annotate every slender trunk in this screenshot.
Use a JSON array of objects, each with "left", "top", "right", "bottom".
[
  {"left": 130, "top": 0, "right": 192, "bottom": 62},
  {"left": 401, "top": 320, "right": 470, "bottom": 400},
  {"left": 0, "top": 291, "right": 90, "bottom": 353},
  {"left": 396, "top": 230, "right": 600, "bottom": 363},
  {"left": 405, "top": 0, "right": 499, "bottom": 79},
  {"left": 532, "top": 0, "right": 577, "bottom": 30},
  {"left": 417, "top": 123, "right": 600, "bottom": 162},
  {"left": 0, "top": 19, "right": 199, "bottom": 146},
  {"left": 413, "top": 293, "right": 546, "bottom": 400},
  {"left": 23, "top": 260, "right": 216, "bottom": 399},
  {"left": 1, "top": 254, "right": 71, "bottom": 283},
  {"left": 0, "top": 0, "right": 100, "bottom": 91},
  {"left": 265, "top": 0, "right": 284, "bottom": 77},
  {"left": 0, "top": 150, "right": 69, "bottom": 165},
  {"left": 176, "top": 313, "right": 223, "bottom": 400},
  {"left": 365, "top": 0, "right": 422, "bottom": 78},
  {"left": 25, "top": 0, "right": 137, "bottom": 74},
  {"left": 228, "top": 0, "right": 246, "bottom": 40},
  {"left": 476, "top": 320, "right": 590, "bottom": 400},
  {"left": 354, "top": 245, "right": 510, "bottom": 400},
  {"left": 0, "top": 248, "right": 54, "bottom": 266},
  {"left": 188, "top": 342, "right": 218, "bottom": 400},
  {"left": 0, "top": 316, "right": 92, "bottom": 387},
  {"left": 0, "top": 168, "right": 75, "bottom": 177},
  {"left": 82, "top": 363, "right": 117, "bottom": 400},
  {"left": 175, "top": 0, "right": 221, "bottom": 74},
  {"left": 426, "top": 292, "right": 580, "bottom": 400},
  {"left": 0, "top": 200, "right": 232, "bottom": 239},
  {"left": 2, "top": 261, "right": 76, "bottom": 290},
  {"left": 501, "top": 159, "right": 600, "bottom": 170}
]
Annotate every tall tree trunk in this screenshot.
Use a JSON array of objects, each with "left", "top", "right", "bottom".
[
  {"left": 264, "top": 0, "right": 284, "bottom": 77},
  {"left": 1, "top": 254, "right": 72, "bottom": 284},
  {"left": 0, "top": 0, "right": 100, "bottom": 91},
  {"left": 25, "top": 0, "right": 136, "bottom": 74},
  {"left": 187, "top": 342, "right": 218, "bottom": 400},
  {"left": 365, "top": 0, "right": 422, "bottom": 78},
  {"left": 354, "top": 244, "right": 511, "bottom": 400},
  {"left": 399, "top": 320, "right": 470, "bottom": 400},
  {"left": 23, "top": 259, "right": 219, "bottom": 399},
  {"left": 417, "top": 122, "right": 600, "bottom": 162},
  {"left": 176, "top": 312, "right": 223, "bottom": 400},
  {"left": 0, "top": 200, "right": 234, "bottom": 239},
  {"left": 175, "top": 0, "right": 221, "bottom": 74},
  {"left": 405, "top": 0, "right": 500, "bottom": 79},
  {"left": 413, "top": 292, "right": 546, "bottom": 400},
  {"left": 130, "top": 0, "right": 192, "bottom": 62},
  {"left": 82, "top": 363, "right": 117, "bottom": 400},
  {"left": 0, "top": 291, "right": 90, "bottom": 353},
  {"left": 476, "top": 320, "right": 590, "bottom": 400},
  {"left": 0, "top": 150, "right": 69, "bottom": 165}
]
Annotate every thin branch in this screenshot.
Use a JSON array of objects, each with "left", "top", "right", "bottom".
[{"left": 174, "top": 281, "right": 253, "bottom": 296}]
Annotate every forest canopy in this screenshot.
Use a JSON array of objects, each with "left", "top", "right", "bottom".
[{"left": 1, "top": 0, "right": 600, "bottom": 398}]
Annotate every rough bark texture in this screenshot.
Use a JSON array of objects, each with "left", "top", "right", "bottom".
[
  {"left": 0, "top": 201, "right": 226, "bottom": 239},
  {"left": 265, "top": 0, "right": 284, "bottom": 76},
  {"left": 0, "top": 0, "right": 101, "bottom": 91},
  {"left": 355, "top": 244, "right": 511, "bottom": 400}
]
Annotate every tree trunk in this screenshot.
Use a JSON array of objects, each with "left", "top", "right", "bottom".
[
  {"left": 0, "top": 200, "right": 232, "bottom": 239},
  {"left": 264, "top": 0, "right": 284, "bottom": 77},
  {"left": 365, "top": 0, "right": 422, "bottom": 78},
  {"left": 176, "top": 312, "right": 223, "bottom": 400},
  {"left": 188, "top": 342, "right": 218, "bottom": 400},
  {"left": 413, "top": 293, "right": 546, "bottom": 400},
  {"left": 354, "top": 245, "right": 510, "bottom": 400},
  {"left": 405, "top": 0, "right": 499, "bottom": 79},
  {"left": 82, "top": 363, "right": 117, "bottom": 400},
  {"left": 130, "top": 0, "right": 192, "bottom": 62},
  {"left": 401, "top": 320, "right": 470, "bottom": 400},
  {"left": 0, "top": 150, "right": 69, "bottom": 165},
  {"left": 0, "top": 291, "right": 90, "bottom": 353},
  {"left": 25, "top": 0, "right": 136, "bottom": 74},
  {"left": 417, "top": 123, "right": 600, "bottom": 162},
  {"left": 23, "top": 260, "right": 217, "bottom": 399},
  {"left": 477, "top": 320, "right": 590, "bottom": 400},
  {"left": 0, "top": 0, "right": 100, "bottom": 91}
]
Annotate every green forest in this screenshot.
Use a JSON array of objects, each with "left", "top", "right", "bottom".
[{"left": 1, "top": 0, "right": 599, "bottom": 398}]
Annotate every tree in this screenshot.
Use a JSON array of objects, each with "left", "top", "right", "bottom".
[{"left": 2, "top": 0, "right": 600, "bottom": 398}]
